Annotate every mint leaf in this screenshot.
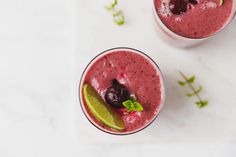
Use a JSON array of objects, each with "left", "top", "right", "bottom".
[
  {"left": 133, "top": 102, "right": 144, "bottom": 111},
  {"left": 186, "top": 92, "right": 195, "bottom": 97},
  {"left": 122, "top": 100, "right": 133, "bottom": 112},
  {"left": 195, "top": 100, "right": 208, "bottom": 108},
  {"left": 111, "top": 0, "right": 118, "bottom": 8},
  {"left": 122, "top": 98, "right": 144, "bottom": 112},
  {"left": 178, "top": 81, "right": 186, "bottom": 86},
  {"left": 187, "top": 76, "right": 195, "bottom": 83},
  {"left": 105, "top": 0, "right": 118, "bottom": 11}
]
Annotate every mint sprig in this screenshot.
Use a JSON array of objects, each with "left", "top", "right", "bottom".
[
  {"left": 105, "top": 0, "right": 125, "bottom": 26},
  {"left": 122, "top": 97, "right": 143, "bottom": 112},
  {"left": 178, "top": 71, "right": 208, "bottom": 108}
]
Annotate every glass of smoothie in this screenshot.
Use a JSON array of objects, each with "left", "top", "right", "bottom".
[
  {"left": 153, "top": 0, "right": 236, "bottom": 48},
  {"left": 79, "top": 48, "right": 165, "bottom": 135}
]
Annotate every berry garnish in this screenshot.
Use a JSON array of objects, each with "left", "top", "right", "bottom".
[
  {"left": 189, "top": 0, "right": 198, "bottom": 5},
  {"left": 169, "top": 0, "right": 188, "bottom": 15},
  {"left": 105, "top": 79, "right": 130, "bottom": 108}
]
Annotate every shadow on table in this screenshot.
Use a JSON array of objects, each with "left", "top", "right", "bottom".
[
  {"left": 191, "top": 19, "right": 236, "bottom": 51},
  {"left": 146, "top": 70, "right": 194, "bottom": 135}
]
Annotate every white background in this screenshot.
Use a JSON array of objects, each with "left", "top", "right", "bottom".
[{"left": 0, "top": 0, "right": 236, "bottom": 156}]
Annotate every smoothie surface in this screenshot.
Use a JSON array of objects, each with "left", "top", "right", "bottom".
[
  {"left": 82, "top": 50, "right": 162, "bottom": 133},
  {"left": 155, "top": 0, "right": 233, "bottom": 38}
]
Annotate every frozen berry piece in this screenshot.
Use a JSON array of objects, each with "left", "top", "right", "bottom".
[{"left": 105, "top": 79, "right": 130, "bottom": 108}]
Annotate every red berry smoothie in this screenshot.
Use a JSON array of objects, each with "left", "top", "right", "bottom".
[
  {"left": 154, "top": 0, "right": 234, "bottom": 38},
  {"left": 80, "top": 48, "right": 165, "bottom": 134}
]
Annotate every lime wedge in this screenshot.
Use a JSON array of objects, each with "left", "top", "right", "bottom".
[
  {"left": 83, "top": 84, "right": 125, "bottom": 131},
  {"left": 219, "top": 0, "right": 224, "bottom": 6}
]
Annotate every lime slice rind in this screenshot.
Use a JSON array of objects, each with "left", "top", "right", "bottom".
[
  {"left": 83, "top": 84, "right": 125, "bottom": 131},
  {"left": 219, "top": 0, "right": 224, "bottom": 6}
]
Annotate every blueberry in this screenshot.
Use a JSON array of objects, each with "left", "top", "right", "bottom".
[{"left": 105, "top": 79, "right": 130, "bottom": 108}]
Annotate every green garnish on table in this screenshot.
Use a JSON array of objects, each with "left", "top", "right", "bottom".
[
  {"left": 105, "top": 0, "right": 125, "bottom": 25},
  {"left": 178, "top": 71, "right": 208, "bottom": 108}
]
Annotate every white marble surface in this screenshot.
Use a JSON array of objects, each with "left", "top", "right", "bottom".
[{"left": 0, "top": 0, "right": 236, "bottom": 156}]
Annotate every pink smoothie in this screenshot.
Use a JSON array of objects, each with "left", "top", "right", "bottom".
[
  {"left": 154, "top": 0, "right": 234, "bottom": 38},
  {"left": 81, "top": 49, "right": 164, "bottom": 134}
]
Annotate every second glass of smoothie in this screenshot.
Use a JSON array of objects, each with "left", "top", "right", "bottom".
[{"left": 153, "top": 0, "right": 236, "bottom": 47}]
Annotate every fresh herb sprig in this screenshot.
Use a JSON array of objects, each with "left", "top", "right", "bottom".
[
  {"left": 122, "top": 97, "right": 143, "bottom": 112},
  {"left": 178, "top": 71, "right": 208, "bottom": 108},
  {"left": 105, "top": 0, "right": 125, "bottom": 25}
]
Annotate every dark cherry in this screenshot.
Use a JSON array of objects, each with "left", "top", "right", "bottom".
[
  {"left": 105, "top": 79, "right": 130, "bottom": 108},
  {"left": 169, "top": 0, "right": 188, "bottom": 15},
  {"left": 189, "top": 0, "right": 198, "bottom": 5}
]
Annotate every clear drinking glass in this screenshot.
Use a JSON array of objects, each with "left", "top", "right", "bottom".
[
  {"left": 79, "top": 47, "right": 166, "bottom": 135},
  {"left": 152, "top": 0, "right": 236, "bottom": 48}
]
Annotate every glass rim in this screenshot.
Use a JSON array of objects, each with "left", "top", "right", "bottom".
[
  {"left": 152, "top": 0, "right": 236, "bottom": 40},
  {"left": 78, "top": 47, "right": 166, "bottom": 135}
]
